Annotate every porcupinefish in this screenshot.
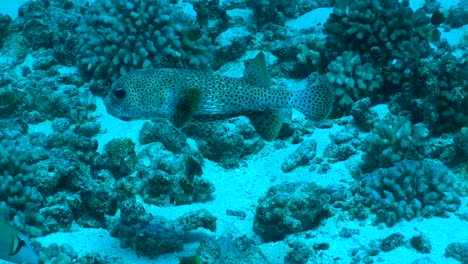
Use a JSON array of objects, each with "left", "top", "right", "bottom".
[
  {"left": 0, "top": 220, "right": 38, "bottom": 264},
  {"left": 104, "top": 52, "right": 334, "bottom": 140}
]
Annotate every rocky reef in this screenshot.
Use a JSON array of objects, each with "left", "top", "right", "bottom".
[{"left": 0, "top": 0, "right": 466, "bottom": 263}]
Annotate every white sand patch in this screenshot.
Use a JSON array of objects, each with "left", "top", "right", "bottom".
[
  {"left": 441, "top": 24, "right": 468, "bottom": 46},
  {"left": 36, "top": 228, "right": 167, "bottom": 263},
  {"left": 94, "top": 97, "right": 145, "bottom": 154},
  {"left": 286, "top": 8, "right": 333, "bottom": 32},
  {"left": 28, "top": 120, "right": 53, "bottom": 135}
]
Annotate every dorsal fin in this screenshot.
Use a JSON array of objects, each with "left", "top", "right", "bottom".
[
  {"left": 243, "top": 52, "right": 271, "bottom": 88},
  {"left": 247, "top": 110, "right": 283, "bottom": 141},
  {"left": 169, "top": 88, "right": 202, "bottom": 127}
]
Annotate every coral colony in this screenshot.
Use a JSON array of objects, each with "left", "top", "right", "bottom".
[{"left": 0, "top": 0, "right": 467, "bottom": 263}]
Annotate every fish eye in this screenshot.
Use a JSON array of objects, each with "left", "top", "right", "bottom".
[{"left": 113, "top": 88, "right": 126, "bottom": 99}]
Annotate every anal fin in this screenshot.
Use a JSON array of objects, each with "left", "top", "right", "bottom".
[{"left": 247, "top": 110, "right": 284, "bottom": 141}]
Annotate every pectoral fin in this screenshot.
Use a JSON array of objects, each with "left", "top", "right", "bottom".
[{"left": 170, "top": 89, "right": 202, "bottom": 127}]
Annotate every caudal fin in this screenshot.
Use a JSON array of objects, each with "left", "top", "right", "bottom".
[{"left": 291, "top": 73, "right": 334, "bottom": 122}]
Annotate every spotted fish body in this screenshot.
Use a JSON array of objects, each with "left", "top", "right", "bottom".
[{"left": 104, "top": 52, "right": 334, "bottom": 140}]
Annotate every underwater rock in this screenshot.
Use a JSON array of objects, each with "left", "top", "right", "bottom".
[
  {"left": 139, "top": 121, "right": 188, "bottom": 153},
  {"left": 215, "top": 26, "right": 252, "bottom": 62},
  {"left": 41, "top": 131, "right": 98, "bottom": 154},
  {"left": 0, "top": 14, "right": 12, "bottom": 48},
  {"left": 32, "top": 50, "right": 58, "bottom": 70},
  {"left": 50, "top": 118, "right": 71, "bottom": 133},
  {"left": 226, "top": 209, "right": 247, "bottom": 220},
  {"left": 184, "top": 117, "right": 265, "bottom": 169},
  {"left": 380, "top": 233, "right": 405, "bottom": 252},
  {"left": 189, "top": 0, "right": 228, "bottom": 40},
  {"left": 0, "top": 88, "right": 23, "bottom": 118},
  {"left": 107, "top": 199, "right": 179, "bottom": 257},
  {"left": 270, "top": 34, "right": 304, "bottom": 62},
  {"left": 339, "top": 227, "right": 360, "bottom": 238},
  {"left": 454, "top": 127, "right": 468, "bottom": 156},
  {"left": 108, "top": 199, "right": 217, "bottom": 258},
  {"left": 411, "top": 257, "right": 437, "bottom": 264},
  {"left": 104, "top": 138, "right": 137, "bottom": 179},
  {"left": 284, "top": 240, "right": 315, "bottom": 264},
  {"left": 447, "top": 1, "right": 468, "bottom": 28},
  {"left": 36, "top": 243, "right": 78, "bottom": 264},
  {"left": 22, "top": 19, "right": 53, "bottom": 49},
  {"left": 135, "top": 142, "right": 213, "bottom": 206},
  {"left": 350, "top": 97, "right": 378, "bottom": 131},
  {"left": 281, "top": 138, "right": 317, "bottom": 172},
  {"left": 81, "top": 180, "right": 118, "bottom": 224},
  {"left": 14, "top": 0, "right": 81, "bottom": 63},
  {"left": 0, "top": 119, "right": 28, "bottom": 140},
  {"left": 265, "top": 29, "right": 325, "bottom": 78},
  {"left": 135, "top": 221, "right": 184, "bottom": 258},
  {"left": 410, "top": 234, "right": 432, "bottom": 254},
  {"left": 253, "top": 182, "right": 330, "bottom": 242},
  {"left": 196, "top": 235, "right": 266, "bottom": 264},
  {"left": 327, "top": 144, "right": 356, "bottom": 162},
  {"left": 313, "top": 242, "right": 329, "bottom": 251},
  {"left": 418, "top": 136, "right": 457, "bottom": 166},
  {"left": 324, "top": 127, "right": 359, "bottom": 163},
  {"left": 176, "top": 208, "right": 217, "bottom": 232},
  {"left": 137, "top": 165, "right": 214, "bottom": 206},
  {"left": 39, "top": 205, "right": 73, "bottom": 233},
  {"left": 73, "top": 121, "right": 101, "bottom": 138},
  {"left": 246, "top": 0, "right": 298, "bottom": 26},
  {"left": 75, "top": 252, "right": 121, "bottom": 264},
  {"left": 445, "top": 242, "right": 468, "bottom": 264}
]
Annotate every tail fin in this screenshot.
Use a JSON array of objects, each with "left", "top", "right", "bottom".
[{"left": 291, "top": 73, "right": 334, "bottom": 122}]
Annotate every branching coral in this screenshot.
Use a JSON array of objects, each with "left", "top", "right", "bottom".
[
  {"left": 76, "top": 0, "right": 214, "bottom": 89},
  {"left": 360, "top": 114, "right": 429, "bottom": 173},
  {"left": 324, "top": 0, "right": 468, "bottom": 132},
  {"left": 360, "top": 159, "right": 461, "bottom": 226},
  {"left": 326, "top": 51, "right": 383, "bottom": 112},
  {"left": 0, "top": 138, "right": 44, "bottom": 236}
]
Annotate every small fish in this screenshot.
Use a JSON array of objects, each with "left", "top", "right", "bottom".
[
  {"left": 104, "top": 52, "right": 334, "bottom": 140},
  {"left": 0, "top": 220, "right": 39, "bottom": 264}
]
